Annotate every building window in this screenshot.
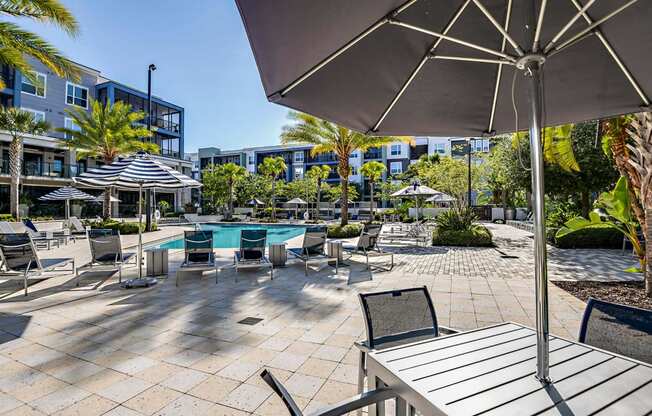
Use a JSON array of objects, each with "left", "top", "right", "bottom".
[
  {"left": 248, "top": 156, "right": 254, "bottom": 165},
  {"left": 64, "top": 117, "right": 81, "bottom": 139},
  {"left": 21, "top": 108, "right": 45, "bottom": 123},
  {"left": 21, "top": 72, "right": 46, "bottom": 98},
  {"left": 390, "top": 162, "right": 402, "bottom": 175},
  {"left": 483, "top": 139, "right": 490, "bottom": 152},
  {"left": 390, "top": 144, "right": 401, "bottom": 156},
  {"left": 66, "top": 82, "right": 89, "bottom": 108},
  {"left": 350, "top": 152, "right": 358, "bottom": 158},
  {"left": 294, "top": 166, "right": 304, "bottom": 179},
  {"left": 350, "top": 166, "right": 358, "bottom": 176},
  {"left": 434, "top": 143, "right": 446, "bottom": 154},
  {"left": 294, "top": 151, "right": 304, "bottom": 163}
]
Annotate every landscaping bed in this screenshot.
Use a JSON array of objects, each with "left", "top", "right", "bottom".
[
  {"left": 432, "top": 224, "right": 493, "bottom": 247},
  {"left": 553, "top": 280, "right": 652, "bottom": 310},
  {"left": 553, "top": 223, "right": 623, "bottom": 249}
]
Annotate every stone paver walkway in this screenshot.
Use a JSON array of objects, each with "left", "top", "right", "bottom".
[{"left": 0, "top": 223, "right": 633, "bottom": 415}]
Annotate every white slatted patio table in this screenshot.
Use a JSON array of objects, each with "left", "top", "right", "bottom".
[{"left": 366, "top": 322, "right": 652, "bottom": 416}]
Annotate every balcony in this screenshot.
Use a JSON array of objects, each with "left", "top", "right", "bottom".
[
  {"left": 363, "top": 149, "right": 383, "bottom": 160},
  {"left": 0, "top": 160, "right": 86, "bottom": 179},
  {"left": 307, "top": 154, "right": 338, "bottom": 163},
  {"left": 150, "top": 116, "right": 180, "bottom": 133}
]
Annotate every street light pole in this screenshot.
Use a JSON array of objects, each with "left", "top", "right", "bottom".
[{"left": 145, "top": 64, "right": 156, "bottom": 232}]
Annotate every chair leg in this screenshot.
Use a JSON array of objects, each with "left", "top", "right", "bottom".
[
  {"left": 118, "top": 266, "right": 122, "bottom": 283},
  {"left": 176, "top": 270, "right": 181, "bottom": 287},
  {"left": 23, "top": 272, "right": 28, "bottom": 296},
  {"left": 305, "top": 261, "right": 308, "bottom": 276},
  {"left": 357, "top": 350, "right": 367, "bottom": 415}
]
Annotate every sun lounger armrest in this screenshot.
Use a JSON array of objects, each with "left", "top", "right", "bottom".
[
  {"left": 353, "top": 340, "right": 371, "bottom": 353},
  {"left": 439, "top": 325, "right": 460, "bottom": 335},
  {"left": 305, "top": 388, "right": 396, "bottom": 416}
]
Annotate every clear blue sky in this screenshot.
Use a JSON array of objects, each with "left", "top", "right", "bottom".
[{"left": 18, "top": 0, "right": 289, "bottom": 153}]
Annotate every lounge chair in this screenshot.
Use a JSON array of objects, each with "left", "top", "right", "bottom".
[
  {"left": 287, "top": 226, "right": 338, "bottom": 275},
  {"left": 343, "top": 223, "right": 393, "bottom": 271},
  {"left": 76, "top": 229, "right": 136, "bottom": 285},
  {"left": 0, "top": 233, "right": 75, "bottom": 296},
  {"left": 234, "top": 229, "right": 273, "bottom": 280},
  {"left": 15, "top": 220, "right": 64, "bottom": 250},
  {"left": 177, "top": 230, "right": 217, "bottom": 286},
  {"left": 261, "top": 369, "right": 396, "bottom": 416},
  {"left": 355, "top": 287, "right": 458, "bottom": 404},
  {"left": 579, "top": 297, "right": 652, "bottom": 364},
  {"left": 68, "top": 217, "right": 89, "bottom": 238},
  {"left": 381, "top": 219, "right": 430, "bottom": 246}
]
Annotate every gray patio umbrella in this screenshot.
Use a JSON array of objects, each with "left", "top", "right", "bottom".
[
  {"left": 391, "top": 183, "right": 438, "bottom": 221},
  {"left": 38, "top": 186, "right": 96, "bottom": 219},
  {"left": 287, "top": 197, "right": 308, "bottom": 219},
  {"left": 426, "top": 192, "right": 455, "bottom": 203},
  {"left": 247, "top": 198, "right": 264, "bottom": 216},
  {"left": 236, "top": 0, "right": 652, "bottom": 381}
]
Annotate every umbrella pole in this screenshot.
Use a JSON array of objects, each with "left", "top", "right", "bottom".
[
  {"left": 65, "top": 200, "right": 70, "bottom": 220},
  {"left": 138, "top": 183, "right": 143, "bottom": 279},
  {"left": 525, "top": 59, "right": 550, "bottom": 383}
]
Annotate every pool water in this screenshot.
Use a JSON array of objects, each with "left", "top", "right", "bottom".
[{"left": 155, "top": 223, "right": 307, "bottom": 249}]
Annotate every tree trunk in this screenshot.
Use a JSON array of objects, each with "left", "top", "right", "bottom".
[
  {"left": 228, "top": 181, "right": 233, "bottom": 220},
  {"left": 502, "top": 189, "right": 508, "bottom": 222},
  {"left": 271, "top": 180, "right": 276, "bottom": 220},
  {"left": 315, "top": 181, "right": 321, "bottom": 221},
  {"left": 9, "top": 136, "right": 22, "bottom": 220},
  {"left": 526, "top": 191, "right": 533, "bottom": 212},
  {"left": 369, "top": 181, "right": 375, "bottom": 222},
  {"left": 103, "top": 187, "right": 112, "bottom": 219},
  {"left": 646, "top": 208, "right": 652, "bottom": 296},
  {"left": 580, "top": 191, "right": 590, "bottom": 218},
  {"left": 340, "top": 178, "right": 349, "bottom": 226}
]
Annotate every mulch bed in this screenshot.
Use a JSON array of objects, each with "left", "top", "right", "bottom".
[{"left": 553, "top": 280, "right": 652, "bottom": 310}]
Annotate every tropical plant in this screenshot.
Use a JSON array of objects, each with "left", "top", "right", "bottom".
[
  {"left": 218, "top": 163, "right": 246, "bottom": 219},
  {"left": 0, "top": 107, "right": 49, "bottom": 219},
  {"left": 306, "top": 165, "right": 331, "bottom": 221},
  {"left": 201, "top": 165, "right": 228, "bottom": 215},
  {"left": 234, "top": 172, "right": 272, "bottom": 207},
  {"left": 514, "top": 124, "right": 580, "bottom": 172},
  {"left": 557, "top": 177, "right": 644, "bottom": 274},
  {"left": 412, "top": 156, "right": 482, "bottom": 204},
  {"left": 360, "top": 161, "right": 386, "bottom": 221},
  {"left": 435, "top": 206, "right": 478, "bottom": 232},
  {"left": 258, "top": 156, "right": 287, "bottom": 220},
  {"left": 0, "top": 0, "right": 79, "bottom": 90},
  {"left": 157, "top": 200, "right": 170, "bottom": 215},
  {"left": 57, "top": 100, "right": 156, "bottom": 218},
  {"left": 325, "top": 183, "right": 359, "bottom": 205},
  {"left": 281, "top": 111, "right": 412, "bottom": 225}
]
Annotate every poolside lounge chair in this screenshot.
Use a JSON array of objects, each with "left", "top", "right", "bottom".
[
  {"left": 343, "top": 224, "right": 393, "bottom": 271},
  {"left": 287, "top": 226, "right": 338, "bottom": 275},
  {"left": 76, "top": 229, "right": 136, "bottom": 285},
  {"left": 381, "top": 219, "right": 430, "bottom": 246},
  {"left": 0, "top": 233, "right": 75, "bottom": 296},
  {"left": 68, "top": 217, "right": 89, "bottom": 238},
  {"left": 261, "top": 369, "right": 396, "bottom": 416},
  {"left": 234, "top": 229, "right": 273, "bottom": 280},
  {"left": 15, "top": 220, "right": 65, "bottom": 249},
  {"left": 177, "top": 230, "right": 217, "bottom": 286},
  {"left": 579, "top": 297, "right": 652, "bottom": 364},
  {"left": 355, "top": 287, "right": 458, "bottom": 403}
]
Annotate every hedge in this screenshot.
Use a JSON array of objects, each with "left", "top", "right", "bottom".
[
  {"left": 554, "top": 223, "right": 623, "bottom": 249},
  {"left": 327, "top": 224, "right": 362, "bottom": 239},
  {"left": 90, "top": 221, "right": 158, "bottom": 235},
  {"left": 432, "top": 225, "right": 493, "bottom": 247}
]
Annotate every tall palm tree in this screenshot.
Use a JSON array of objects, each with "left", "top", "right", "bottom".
[
  {"left": 219, "top": 162, "right": 246, "bottom": 219},
  {"left": 306, "top": 165, "right": 330, "bottom": 221},
  {"left": 0, "top": 0, "right": 79, "bottom": 89},
  {"left": 0, "top": 107, "right": 49, "bottom": 219},
  {"left": 360, "top": 161, "right": 386, "bottom": 222},
  {"left": 258, "top": 156, "right": 287, "bottom": 220},
  {"left": 281, "top": 111, "right": 412, "bottom": 225},
  {"left": 57, "top": 100, "right": 156, "bottom": 218}
]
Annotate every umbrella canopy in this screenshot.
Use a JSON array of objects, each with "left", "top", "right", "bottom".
[
  {"left": 426, "top": 192, "right": 455, "bottom": 203},
  {"left": 94, "top": 193, "right": 122, "bottom": 203},
  {"left": 391, "top": 184, "right": 438, "bottom": 197},
  {"left": 247, "top": 198, "right": 264, "bottom": 206},
  {"left": 236, "top": 0, "right": 652, "bottom": 382},
  {"left": 286, "top": 198, "right": 308, "bottom": 204},
  {"left": 38, "top": 186, "right": 96, "bottom": 219},
  {"left": 74, "top": 152, "right": 201, "bottom": 283}
]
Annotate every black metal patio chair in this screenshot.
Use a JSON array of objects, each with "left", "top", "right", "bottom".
[
  {"left": 355, "top": 286, "right": 458, "bottom": 410},
  {"left": 77, "top": 229, "right": 136, "bottom": 285},
  {"left": 579, "top": 297, "right": 652, "bottom": 364},
  {"left": 261, "top": 369, "right": 396, "bottom": 416},
  {"left": 177, "top": 230, "right": 217, "bottom": 286}
]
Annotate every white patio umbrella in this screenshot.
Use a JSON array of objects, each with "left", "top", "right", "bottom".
[
  {"left": 391, "top": 183, "right": 438, "bottom": 221},
  {"left": 287, "top": 197, "right": 307, "bottom": 219},
  {"left": 94, "top": 193, "right": 122, "bottom": 203},
  {"left": 247, "top": 198, "right": 264, "bottom": 217},
  {"left": 426, "top": 192, "right": 456, "bottom": 203},
  {"left": 38, "top": 186, "right": 96, "bottom": 219},
  {"left": 73, "top": 152, "right": 202, "bottom": 287}
]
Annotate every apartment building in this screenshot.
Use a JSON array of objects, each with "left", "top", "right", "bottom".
[
  {"left": 1, "top": 57, "right": 194, "bottom": 216},
  {"left": 198, "top": 136, "right": 492, "bottom": 201}
]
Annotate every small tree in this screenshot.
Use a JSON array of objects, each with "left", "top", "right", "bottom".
[
  {"left": 0, "top": 108, "right": 49, "bottom": 219},
  {"left": 360, "top": 161, "right": 386, "bottom": 221},
  {"left": 306, "top": 165, "right": 331, "bottom": 221},
  {"left": 157, "top": 200, "right": 170, "bottom": 215},
  {"left": 220, "top": 163, "right": 246, "bottom": 219},
  {"left": 258, "top": 156, "right": 287, "bottom": 220}
]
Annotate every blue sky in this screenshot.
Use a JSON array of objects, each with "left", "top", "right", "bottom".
[{"left": 17, "top": 0, "right": 289, "bottom": 153}]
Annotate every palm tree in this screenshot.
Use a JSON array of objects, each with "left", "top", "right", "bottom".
[
  {"left": 57, "top": 100, "right": 156, "bottom": 218},
  {"left": 281, "top": 111, "right": 412, "bottom": 225},
  {"left": 306, "top": 165, "right": 330, "bottom": 221},
  {"left": 258, "top": 156, "right": 287, "bottom": 220},
  {"left": 0, "top": 107, "right": 49, "bottom": 219},
  {"left": 219, "top": 162, "right": 246, "bottom": 219},
  {"left": 360, "top": 161, "right": 386, "bottom": 222},
  {"left": 0, "top": 0, "right": 79, "bottom": 90}
]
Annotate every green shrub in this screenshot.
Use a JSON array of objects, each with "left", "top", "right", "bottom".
[
  {"left": 327, "top": 224, "right": 362, "bottom": 239},
  {"left": 554, "top": 223, "right": 622, "bottom": 249},
  {"left": 0, "top": 214, "right": 15, "bottom": 221},
  {"left": 436, "top": 207, "right": 478, "bottom": 232},
  {"left": 89, "top": 220, "right": 158, "bottom": 235},
  {"left": 432, "top": 225, "right": 493, "bottom": 247}
]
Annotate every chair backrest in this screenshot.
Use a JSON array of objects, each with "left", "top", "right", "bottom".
[
  {"left": 359, "top": 286, "right": 439, "bottom": 349},
  {"left": 358, "top": 223, "right": 382, "bottom": 250},
  {"left": 69, "top": 217, "right": 85, "bottom": 232},
  {"left": 184, "top": 230, "right": 213, "bottom": 263},
  {"left": 239, "top": 229, "right": 267, "bottom": 260},
  {"left": 302, "top": 226, "right": 327, "bottom": 255},
  {"left": 260, "top": 370, "right": 304, "bottom": 416},
  {"left": 22, "top": 219, "right": 38, "bottom": 233},
  {"left": 578, "top": 297, "right": 652, "bottom": 364},
  {"left": 88, "top": 229, "right": 122, "bottom": 264},
  {"left": 0, "top": 233, "right": 40, "bottom": 272}
]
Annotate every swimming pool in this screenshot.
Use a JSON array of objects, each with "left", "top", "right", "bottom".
[{"left": 154, "top": 223, "right": 308, "bottom": 249}]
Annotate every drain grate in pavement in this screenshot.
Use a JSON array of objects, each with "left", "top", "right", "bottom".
[{"left": 238, "top": 317, "right": 264, "bottom": 326}]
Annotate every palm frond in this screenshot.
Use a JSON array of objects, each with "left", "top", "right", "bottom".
[{"left": 0, "top": 0, "right": 79, "bottom": 35}]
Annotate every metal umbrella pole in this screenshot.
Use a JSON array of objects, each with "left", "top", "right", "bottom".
[{"left": 138, "top": 182, "right": 143, "bottom": 279}]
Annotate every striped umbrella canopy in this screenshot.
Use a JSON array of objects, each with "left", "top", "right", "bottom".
[
  {"left": 73, "top": 152, "right": 202, "bottom": 284},
  {"left": 93, "top": 193, "right": 122, "bottom": 203},
  {"left": 38, "top": 186, "right": 96, "bottom": 219}
]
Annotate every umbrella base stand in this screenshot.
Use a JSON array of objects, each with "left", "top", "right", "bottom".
[{"left": 121, "top": 277, "right": 158, "bottom": 289}]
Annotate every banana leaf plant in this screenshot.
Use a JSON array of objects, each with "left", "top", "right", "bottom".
[{"left": 556, "top": 176, "right": 644, "bottom": 272}]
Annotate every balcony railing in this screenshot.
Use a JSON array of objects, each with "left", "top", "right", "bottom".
[
  {"left": 150, "top": 116, "right": 180, "bottom": 133},
  {"left": 0, "top": 160, "right": 86, "bottom": 179},
  {"left": 363, "top": 150, "right": 383, "bottom": 160}
]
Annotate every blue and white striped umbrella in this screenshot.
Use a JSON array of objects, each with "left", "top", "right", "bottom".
[{"left": 38, "top": 186, "right": 96, "bottom": 201}]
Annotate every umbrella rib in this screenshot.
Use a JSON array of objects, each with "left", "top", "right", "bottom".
[
  {"left": 487, "top": 0, "right": 514, "bottom": 134},
  {"left": 555, "top": 0, "right": 649, "bottom": 106},
  {"left": 471, "top": 0, "right": 524, "bottom": 56},
  {"left": 370, "top": 0, "right": 472, "bottom": 133},
  {"left": 532, "top": 0, "right": 547, "bottom": 52},
  {"left": 542, "top": 0, "right": 596, "bottom": 53},
  {"left": 430, "top": 55, "right": 514, "bottom": 65},
  {"left": 275, "top": 0, "right": 420, "bottom": 98}
]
